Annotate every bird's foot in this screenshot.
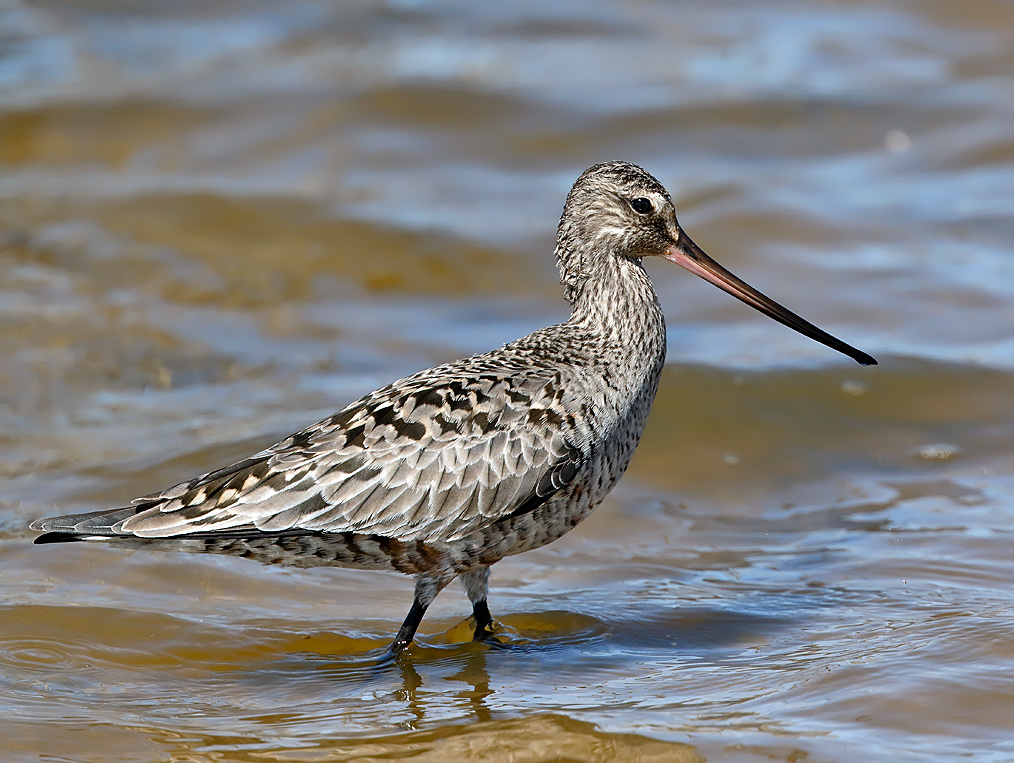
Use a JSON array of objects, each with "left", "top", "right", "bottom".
[
  {"left": 471, "top": 617, "right": 510, "bottom": 646},
  {"left": 377, "top": 636, "right": 412, "bottom": 665}
]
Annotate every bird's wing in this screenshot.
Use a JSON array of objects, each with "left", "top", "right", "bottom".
[{"left": 116, "top": 368, "right": 583, "bottom": 543}]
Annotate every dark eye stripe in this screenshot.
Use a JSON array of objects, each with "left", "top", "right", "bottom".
[{"left": 630, "top": 197, "right": 653, "bottom": 214}]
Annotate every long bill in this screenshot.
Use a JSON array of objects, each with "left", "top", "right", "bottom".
[{"left": 662, "top": 234, "right": 877, "bottom": 366}]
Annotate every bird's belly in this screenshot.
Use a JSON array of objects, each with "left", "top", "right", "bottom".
[
  {"left": 450, "top": 430, "right": 643, "bottom": 566},
  {"left": 498, "top": 393, "right": 657, "bottom": 557}
]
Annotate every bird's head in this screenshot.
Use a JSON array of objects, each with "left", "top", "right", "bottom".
[{"left": 556, "top": 161, "right": 876, "bottom": 366}]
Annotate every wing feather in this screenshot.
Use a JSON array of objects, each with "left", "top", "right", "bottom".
[{"left": 117, "top": 365, "right": 584, "bottom": 543}]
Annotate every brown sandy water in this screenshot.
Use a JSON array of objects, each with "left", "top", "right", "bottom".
[{"left": 2, "top": 1, "right": 1014, "bottom": 761}]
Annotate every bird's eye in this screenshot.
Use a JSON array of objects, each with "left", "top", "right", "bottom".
[{"left": 630, "top": 197, "right": 653, "bottom": 214}]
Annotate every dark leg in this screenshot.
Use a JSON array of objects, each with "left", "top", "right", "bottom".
[
  {"left": 386, "top": 599, "right": 428, "bottom": 658},
  {"left": 382, "top": 571, "right": 452, "bottom": 660},
  {"left": 459, "top": 566, "right": 496, "bottom": 641},
  {"left": 472, "top": 598, "right": 494, "bottom": 640}
]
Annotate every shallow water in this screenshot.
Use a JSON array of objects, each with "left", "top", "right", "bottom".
[{"left": 3, "top": 1, "right": 1014, "bottom": 761}]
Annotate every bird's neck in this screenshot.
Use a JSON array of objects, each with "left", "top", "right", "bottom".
[
  {"left": 559, "top": 252, "right": 667, "bottom": 434},
  {"left": 565, "top": 253, "right": 666, "bottom": 351}
]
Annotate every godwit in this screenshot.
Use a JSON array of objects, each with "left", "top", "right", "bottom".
[{"left": 31, "top": 162, "right": 875, "bottom": 658}]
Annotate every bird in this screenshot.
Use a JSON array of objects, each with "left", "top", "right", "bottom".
[{"left": 31, "top": 161, "right": 876, "bottom": 659}]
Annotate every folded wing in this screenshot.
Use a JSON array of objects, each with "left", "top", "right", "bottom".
[{"left": 38, "top": 370, "right": 584, "bottom": 544}]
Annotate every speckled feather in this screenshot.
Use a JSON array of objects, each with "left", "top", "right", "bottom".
[{"left": 31, "top": 162, "right": 681, "bottom": 653}]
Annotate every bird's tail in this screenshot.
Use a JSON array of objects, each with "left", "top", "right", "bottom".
[{"left": 30, "top": 506, "right": 144, "bottom": 544}]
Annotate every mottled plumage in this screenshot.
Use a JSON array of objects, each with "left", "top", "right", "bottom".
[{"left": 31, "top": 162, "right": 875, "bottom": 657}]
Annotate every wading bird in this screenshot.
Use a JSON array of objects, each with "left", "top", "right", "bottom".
[{"left": 31, "top": 162, "right": 875, "bottom": 658}]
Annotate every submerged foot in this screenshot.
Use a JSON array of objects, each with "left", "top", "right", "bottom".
[
  {"left": 377, "top": 641, "right": 408, "bottom": 665},
  {"left": 473, "top": 621, "right": 501, "bottom": 643},
  {"left": 471, "top": 616, "right": 509, "bottom": 647}
]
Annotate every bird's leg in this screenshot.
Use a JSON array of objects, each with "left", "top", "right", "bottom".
[
  {"left": 472, "top": 599, "right": 494, "bottom": 639},
  {"left": 383, "top": 572, "right": 451, "bottom": 660},
  {"left": 387, "top": 600, "right": 427, "bottom": 658},
  {"left": 460, "top": 566, "right": 495, "bottom": 641}
]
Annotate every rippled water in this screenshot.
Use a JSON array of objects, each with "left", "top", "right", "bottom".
[{"left": 3, "top": 1, "right": 1014, "bottom": 761}]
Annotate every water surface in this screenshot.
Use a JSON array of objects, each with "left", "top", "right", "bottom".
[{"left": 3, "top": 1, "right": 1014, "bottom": 761}]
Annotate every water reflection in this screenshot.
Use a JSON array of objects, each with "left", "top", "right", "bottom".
[{"left": 385, "top": 645, "right": 494, "bottom": 726}]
